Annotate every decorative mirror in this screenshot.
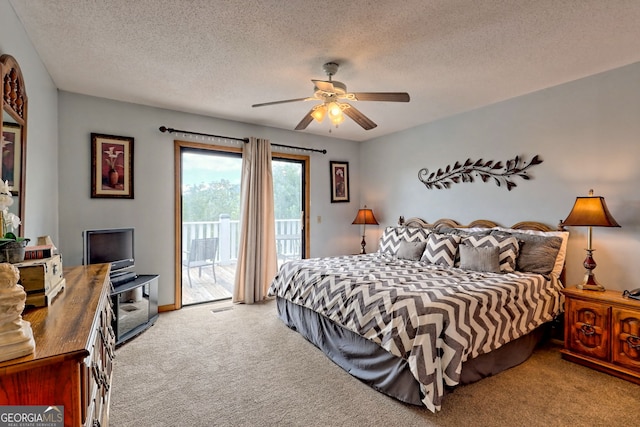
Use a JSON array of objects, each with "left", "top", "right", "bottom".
[{"left": 1, "top": 54, "right": 27, "bottom": 236}]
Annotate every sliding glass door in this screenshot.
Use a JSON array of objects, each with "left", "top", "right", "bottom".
[
  {"left": 273, "top": 157, "right": 305, "bottom": 268},
  {"left": 176, "top": 141, "right": 309, "bottom": 307},
  {"left": 180, "top": 148, "right": 242, "bottom": 306}
]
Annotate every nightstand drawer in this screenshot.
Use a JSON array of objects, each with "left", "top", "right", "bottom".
[
  {"left": 566, "top": 298, "right": 609, "bottom": 360},
  {"left": 561, "top": 286, "right": 640, "bottom": 385},
  {"left": 612, "top": 307, "right": 640, "bottom": 369}
]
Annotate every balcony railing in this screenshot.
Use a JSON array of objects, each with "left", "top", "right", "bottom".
[{"left": 182, "top": 215, "right": 301, "bottom": 265}]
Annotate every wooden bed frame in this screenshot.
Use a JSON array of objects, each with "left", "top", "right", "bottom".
[{"left": 398, "top": 216, "right": 561, "bottom": 232}]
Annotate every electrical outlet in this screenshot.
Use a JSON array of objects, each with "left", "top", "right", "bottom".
[{"left": 317, "top": 216, "right": 322, "bottom": 224}]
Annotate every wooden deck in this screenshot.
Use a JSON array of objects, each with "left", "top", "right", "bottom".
[
  {"left": 181, "top": 258, "right": 297, "bottom": 305},
  {"left": 181, "top": 263, "right": 236, "bottom": 305}
]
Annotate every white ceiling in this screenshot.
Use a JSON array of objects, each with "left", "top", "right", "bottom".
[{"left": 9, "top": 0, "right": 640, "bottom": 142}]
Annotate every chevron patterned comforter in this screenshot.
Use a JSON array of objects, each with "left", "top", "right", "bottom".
[{"left": 268, "top": 253, "right": 564, "bottom": 412}]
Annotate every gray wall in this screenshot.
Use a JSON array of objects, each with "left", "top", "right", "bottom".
[
  {"left": 362, "top": 62, "right": 640, "bottom": 291},
  {"left": 5, "top": 0, "right": 639, "bottom": 307},
  {"left": 0, "top": 1, "right": 59, "bottom": 246},
  {"left": 57, "top": 92, "right": 361, "bottom": 305}
]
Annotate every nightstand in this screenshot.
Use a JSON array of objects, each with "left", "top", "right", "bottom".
[{"left": 561, "top": 286, "right": 640, "bottom": 384}]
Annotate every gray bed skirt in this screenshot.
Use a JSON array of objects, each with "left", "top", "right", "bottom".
[{"left": 276, "top": 297, "right": 547, "bottom": 406}]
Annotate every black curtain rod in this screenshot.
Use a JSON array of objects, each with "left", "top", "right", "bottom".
[
  {"left": 159, "top": 126, "right": 327, "bottom": 154},
  {"left": 159, "top": 126, "right": 248, "bottom": 142}
]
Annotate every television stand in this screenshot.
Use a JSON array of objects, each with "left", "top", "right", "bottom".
[{"left": 111, "top": 274, "right": 159, "bottom": 345}]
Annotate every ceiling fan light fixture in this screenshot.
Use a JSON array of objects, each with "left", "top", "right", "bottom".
[
  {"left": 326, "top": 102, "right": 345, "bottom": 126},
  {"left": 331, "top": 115, "right": 345, "bottom": 126},
  {"left": 330, "top": 112, "right": 345, "bottom": 126},
  {"left": 327, "top": 101, "right": 344, "bottom": 122},
  {"left": 311, "top": 105, "right": 326, "bottom": 123},
  {"left": 327, "top": 102, "right": 341, "bottom": 118}
]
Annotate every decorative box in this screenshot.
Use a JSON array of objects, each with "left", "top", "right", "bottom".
[
  {"left": 23, "top": 244, "right": 55, "bottom": 260},
  {"left": 14, "top": 254, "right": 66, "bottom": 307}
]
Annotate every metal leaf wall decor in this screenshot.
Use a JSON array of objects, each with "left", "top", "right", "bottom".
[{"left": 418, "top": 155, "right": 543, "bottom": 191}]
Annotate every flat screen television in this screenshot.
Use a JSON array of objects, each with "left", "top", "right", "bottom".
[{"left": 83, "top": 227, "right": 135, "bottom": 272}]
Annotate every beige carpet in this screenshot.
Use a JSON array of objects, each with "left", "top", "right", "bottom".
[{"left": 111, "top": 299, "right": 640, "bottom": 426}]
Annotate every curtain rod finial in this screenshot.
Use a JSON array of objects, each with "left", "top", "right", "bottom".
[{"left": 159, "top": 126, "right": 175, "bottom": 134}]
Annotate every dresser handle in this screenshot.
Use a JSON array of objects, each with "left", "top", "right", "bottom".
[
  {"left": 580, "top": 323, "right": 595, "bottom": 336},
  {"left": 626, "top": 335, "right": 640, "bottom": 350}
]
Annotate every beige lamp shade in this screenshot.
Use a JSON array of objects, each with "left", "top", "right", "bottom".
[
  {"left": 561, "top": 191, "right": 620, "bottom": 228},
  {"left": 352, "top": 207, "right": 379, "bottom": 225}
]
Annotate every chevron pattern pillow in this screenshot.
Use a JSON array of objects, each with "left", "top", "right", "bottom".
[
  {"left": 398, "top": 226, "right": 432, "bottom": 243},
  {"left": 421, "top": 233, "right": 461, "bottom": 267},
  {"left": 462, "top": 234, "right": 520, "bottom": 272},
  {"left": 378, "top": 227, "right": 403, "bottom": 255}
]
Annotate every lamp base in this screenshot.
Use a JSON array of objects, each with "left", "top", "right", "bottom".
[
  {"left": 576, "top": 248, "right": 605, "bottom": 291},
  {"left": 577, "top": 271, "right": 605, "bottom": 292},
  {"left": 360, "top": 235, "right": 367, "bottom": 254}
]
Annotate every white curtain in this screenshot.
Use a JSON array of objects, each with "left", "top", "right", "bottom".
[{"left": 233, "top": 137, "right": 277, "bottom": 304}]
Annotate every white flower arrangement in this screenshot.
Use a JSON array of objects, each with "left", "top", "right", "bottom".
[
  {"left": 0, "top": 180, "right": 13, "bottom": 211},
  {"left": 0, "top": 180, "right": 20, "bottom": 239},
  {"left": 104, "top": 146, "right": 124, "bottom": 170}
]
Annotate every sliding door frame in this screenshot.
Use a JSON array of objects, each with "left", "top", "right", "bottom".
[
  {"left": 272, "top": 152, "right": 311, "bottom": 263},
  {"left": 173, "top": 139, "right": 309, "bottom": 310}
]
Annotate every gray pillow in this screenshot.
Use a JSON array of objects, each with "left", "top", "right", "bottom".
[
  {"left": 396, "top": 240, "right": 428, "bottom": 261},
  {"left": 459, "top": 244, "right": 501, "bottom": 273},
  {"left": 513, "top": 234, "right": 563, "bottom": 275}
]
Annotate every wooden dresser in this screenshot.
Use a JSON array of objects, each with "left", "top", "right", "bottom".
[
  {"left": 561, "top": 286, "right": 640, "bottom": 384},
  {"left": 0, "top": 264, "right": 115, "bottom": 427}
]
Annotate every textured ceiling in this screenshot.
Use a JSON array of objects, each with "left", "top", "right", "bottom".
[{"left": 9, "top": 0, "right": 640, "bottom": 142}]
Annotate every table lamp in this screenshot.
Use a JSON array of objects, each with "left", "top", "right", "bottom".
[
  {"left": 561, "top": 189, "right": 620, "bottom": 291},
  {"left": 352, "top": 205, "right": 378, "bottom": 254}
]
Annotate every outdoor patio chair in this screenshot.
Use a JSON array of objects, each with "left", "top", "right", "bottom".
[
  {"left": 277, "top": 236, "right": 300, "bottom": 263},
  {"left": 183, "top": 237, "right": 218, "bottom": 287}
]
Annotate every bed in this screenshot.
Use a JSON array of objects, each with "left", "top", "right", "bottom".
[{"left": 268, "top": 217, "right": 568, "bottom": 412}]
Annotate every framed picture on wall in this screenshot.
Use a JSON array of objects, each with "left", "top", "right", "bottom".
[
  {"left": 330, "top": 160, "right": 350, "bottom": 203},
  {"left": 91, "top": 133, "right": 134, "bottom": 199},
  {"left": 2, "top": 122, "right": 22, "bottom": 195}
]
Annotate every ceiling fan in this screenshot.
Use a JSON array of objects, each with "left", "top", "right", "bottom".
[{"left": 251, "top": 62, "right": 410, "bottom": 131}]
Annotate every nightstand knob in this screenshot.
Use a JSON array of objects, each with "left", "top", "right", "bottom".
[
  {"left": 580, "top": 323, "right": 596, "bottom": 336},
  {"left": 626, "top": 335, "right": 640, "bottom": 350}
]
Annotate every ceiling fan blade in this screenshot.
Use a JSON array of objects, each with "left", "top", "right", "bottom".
[
  {"left": 312, "top": 79, "right": 335, "bottom": 92},
  {"left": 252, "top": 97, "right": 310, "bottom": 108},
  {"left": 351, "top": 92, "right": 410, "bottom": 102},
  {"left": 294, "top": 109, "right": 315, "bottom": 130},
  {"left": 342, "top": 103, "right": 377, "bottom": 130}
]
